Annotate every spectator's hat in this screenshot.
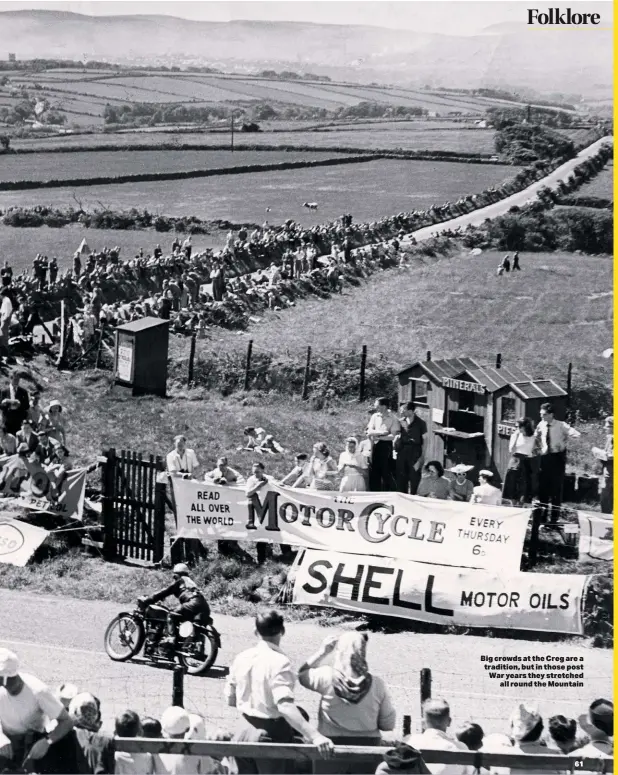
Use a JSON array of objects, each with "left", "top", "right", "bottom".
[
  {"left": 48, "top": 400, "right": 62, "bottom": 413},
  {"left": 449, "top": 464, "right": 473, "bottom": 474},
  {"left": 0, "top": 648, "right": 19, "bottom": 677},
  {"left": 479, "top": 469, "right": 494, "bottom": 478},
  {"left": 578, "top": 699, "right": 613, "bottom": 737},
  {"left": 69, "top": 693, "right": 101, "bottom": 731},
  {"left": 161, "top": 706, "right": 191, "bottom": 737},
  {"left": 56, "top": 682, "right": 79, "bottom": 707},
  {"left": 510, "top": 703, "right": 542, "bottom": 740}
]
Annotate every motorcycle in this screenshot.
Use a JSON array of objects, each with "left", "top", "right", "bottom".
[{"left": 104, "top": 602, "right": 221, "bottom": 675}]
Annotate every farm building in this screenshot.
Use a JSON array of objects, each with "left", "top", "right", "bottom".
[{"left": 397, "top": 356, "right": 567, "bottom": 483}]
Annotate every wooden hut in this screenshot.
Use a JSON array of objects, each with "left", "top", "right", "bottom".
[{"left": 397, "top": 356, "right": 567, "bottom": 483}]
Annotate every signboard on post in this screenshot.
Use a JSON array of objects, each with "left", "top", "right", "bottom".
[{"left": 442, "top": 377, "right": 486, "bottom": 394}]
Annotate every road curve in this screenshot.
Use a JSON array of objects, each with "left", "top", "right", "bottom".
[
  {"left": 403, "top": 136, "right": 613, "bottom": 244},
  {"left": 0, "top": 588, "right": 610, "bottom": 736}
]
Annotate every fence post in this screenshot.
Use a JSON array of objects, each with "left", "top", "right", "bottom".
[
  {"left": 172, "top": 665, "right": 185, "bottom": 708},
  {"left": 95, "top": 325, "right": 105, "bottom": 370},
  {"left": 420, "top": 668, "right": 432, "bottom": 731},
  {"left": 153, "top": 480, "right": 167, "bottom": 564},
  {"left": 402, "top": 715, "right": 412, "bottom": 737},
  {"left": 426, "top": 350, "right": 431, "bottom": 362},
  {"left": 359, "top": 344, "right": 367, "bottom": 402},
  {"left": 302, "top": 346, "right": 312, "bottom": 400},
  {"left": 244, "top": 339, "right": 253, "bottom": 391},
  {"left": 187, "top": 333, "right": 197, "bottom": 387},
  {"left": 566, "top": 362, "right": 573, "bottom": 421},
  {"left": 495, "top": 353, "right": 502, "bottom": 370},
  {"left": 101, "top": 448, "right": 117, "bottom": 560}
]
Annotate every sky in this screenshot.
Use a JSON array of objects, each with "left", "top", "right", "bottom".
[{"left": 0, "top": 0, "right": 611, "bottom": 35}]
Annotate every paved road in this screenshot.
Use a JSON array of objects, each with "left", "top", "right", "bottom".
[
  {"left": 403, "top": 136, "right": 613, "bottom": 244},
  {"left": 0, "top": 589, "right": 610, "bottom": 737}
]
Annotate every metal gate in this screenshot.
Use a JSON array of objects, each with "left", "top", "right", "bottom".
[{"left": 101, "top": 448, "right": 166, "bottom": 564}]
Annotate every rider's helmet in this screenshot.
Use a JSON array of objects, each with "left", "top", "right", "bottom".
[{"left": 173, "top": 563, "right": 190, "bottom": 577}]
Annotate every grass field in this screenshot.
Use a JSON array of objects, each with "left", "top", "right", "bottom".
[
  {"left": 0, "top": 158, "right": 517, "bottom": 237},
  {"left": 8, "top": 125, "right": 497, "bottom": 154},
  {"left": 568, "top": 162, "right": 613, "bottom": 199},
  {"left": 201, "top": 248, "right": 613, "bottom": 399},
  {"left": 0, "top": 149, "right": 348, "bottom": 183}
]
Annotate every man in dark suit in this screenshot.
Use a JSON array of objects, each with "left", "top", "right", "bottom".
[{"left": 0, "top": 372, "right": 30, "bottom": 435}]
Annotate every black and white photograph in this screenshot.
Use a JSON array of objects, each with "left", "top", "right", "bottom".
[{"left": 0, "top": 0, "right": 613, "bottom": 772}]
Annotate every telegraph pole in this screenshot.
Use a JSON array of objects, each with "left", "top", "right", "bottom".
[{"left": 230, "top": 113, "right": 234, "bottom": 153}]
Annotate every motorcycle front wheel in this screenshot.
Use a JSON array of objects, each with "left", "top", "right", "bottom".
[
  {"left": 104, "top": 613, "right": 145, "bottom": 661},
  {"left": 177, "top": 625, "right": 219, "bottom": 675}
]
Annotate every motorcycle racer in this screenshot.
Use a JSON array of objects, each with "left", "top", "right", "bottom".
[{"left": 138, "top": 564, "right": 211, "bottom": 655}]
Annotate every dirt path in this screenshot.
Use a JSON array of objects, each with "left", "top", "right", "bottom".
[{"left": 0, "top": 589, "right": 610, "bottom": 737}]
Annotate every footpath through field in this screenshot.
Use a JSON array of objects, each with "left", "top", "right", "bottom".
[
  {"left": 0, "top": 588, "right": 610, "bottom": 735},
  {"left": 401, "top": 136, "right": 613, "bottom": 245}
]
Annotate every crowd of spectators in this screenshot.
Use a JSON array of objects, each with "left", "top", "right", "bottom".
[{"left": 0, "top": 628, "right": 612, "bottom": 774}]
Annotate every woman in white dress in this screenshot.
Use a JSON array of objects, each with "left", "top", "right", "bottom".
[
  {"left": 308, "top": 442, "right": 338, "bottom": 490},
  {"left": 338, "top": 437, "right": 367, "bottom": 492}
]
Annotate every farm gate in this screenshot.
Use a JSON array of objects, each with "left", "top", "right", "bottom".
[{"left": 101, "top": 448, "right": 166, "bottom": 564}]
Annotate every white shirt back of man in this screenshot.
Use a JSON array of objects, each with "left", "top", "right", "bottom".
[{"left": 0, "top": 673, "right": 64, "bottom": 736}]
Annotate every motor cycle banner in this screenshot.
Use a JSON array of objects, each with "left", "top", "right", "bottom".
[
  {"left": 171, "top": 479, "right": 531, "bottom": 572},
  {"left": 289, "top": 549, "right": 588, "bottom": 635},
  {"left": 0, "top": 519, "right": 49, "bottom": 567},
  {"left": 13, "top": 467, "right": 87, "bottom": 520},
  {"left": 578, "top": 510, "right": 613, "bottom": 561}
]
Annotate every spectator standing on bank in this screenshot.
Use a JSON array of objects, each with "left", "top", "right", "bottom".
[
  {"left": 279, "top": 453, "right": 311, "bottom": 488},
  {"left": 503, "top": 418, "right": 536, "bottom": 504},
  {"left": 533, "top": 403, "right": 581, "bottom": 523},
  {"left": 224, "top": 611, "right": 333, "bottom": 774},
  {"left": 394, "top": 402, "right": 426, "bottom": 495},
  {"left": 0, "top": 372, "right": 30, "bottom": 435},
  {"left": 167, "top": 435, "right": 199, "bottom": 479},
  {"left": 337, "top": 438, "right": 367, "bottom": 492},
  {"left": 366, "top": 398, "right": 400, "bottom": 491},
  {"left": 298, "top": 632, "right": 396, "bottom": 774},
  {"left": 512, "top": 251, "right": 521, "bottom": 271},
  {"left": 308, "top": 442, "right": 338, "bottom": 491}
]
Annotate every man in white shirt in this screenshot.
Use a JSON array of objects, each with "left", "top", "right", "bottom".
[
  {"left": 405, "top": 698, "right": 469, "bottom": 775},
  {"left": 0, "top": 288, "right": 12, "bottom": 358},
  {"left": 205, "top": 456, "right": 243, "bottom": 486},
  {"left": 534, "top": 402, "right": 581, "bottom": 523},
  {"left": 225, "top": 611, "right": 333, "bottom": 773},
  {"left": 470, "top": 470, "right": 503, "bottom": 506},
  {"left": 166, "top": 435, "right": 199, "bottom": 479},
  {"left": 366, "top": 398, "right": 401, "bottom": 492},
  {"left": 0, "top": 649, "right": 75, "bottom": 772}
]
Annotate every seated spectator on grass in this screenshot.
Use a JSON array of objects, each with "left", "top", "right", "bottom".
[
  {"left": 35, "top": 427, "right": 61, "bottom": 465},
  {"left": 405, "top": 699, "right": 469, "bottom": 775},
  {"left": 545, "top": 715, "right": 579, "bottom": 754},
  {"left": 17, "top": 418, "right": 39, "bottom": 453},
  {"left": 0, "top": 423, "right": 17, "bottom": 457},
  {"left": 416, "top": 461, "right": 451, "bottom": 501},
  {"left": 28, "top": 390, "right": 45, "bottom": 430},
  {"left": 43, "top": 399, "right": 66, "bottom": 446},
  {"left": 455, "top": 721, "right": 484, "bottom": 752},
  {"left": 114, "top": 709, "right": 153, "bottom": 774},
  {"left": 240, "top": 427, "right": 259, "bottom": 451},
  {"left": 205, "top": 457, "right": 243, "bottom": 485},
  {"left": 68, "top": 692, "right": 115, "bottom": 774},
  {"left": 471, "top": 471, "right": 503, "bottom": 507},
  {"left": 375, "top": 742, "right": 431, "bottom": 774},
  {"left": 569, "top": 699, "right": 613, "bottom": 760},
  {"left": 167, "top": 435, "right": 199, "bottom": 479},
  {"left": 279, "top": 453, "right": 311, "bottom": 488},
  {"left": 308, "top": 442, "right": 338, "bottom": 491},
  {"left": 338, "top": 437, "right": 367, "bottom": 492},
  {"left": 258, "top": 434, "right": 285, "bottom": 454},
  {"left": 0, "top": 443, "right": 29, "bottom": 494},
  {"left": 299, "top": 632, "right": 396, "bottom": 774}
]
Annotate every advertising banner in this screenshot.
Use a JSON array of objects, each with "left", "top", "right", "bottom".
[
  {"left": 10, "top": 467, "right": 87, "bottom": 520},
  {"left": 578, "top": 511, "right": 613, "bottom": 561},
  {"left": 0, "top": 519, "right": 49, "bottom": 567},
  {"left": 289, "top": 549, "right": 588, "bottom": 635},
  {"left": 171, "top": 480, "right": 531, "bottom": 572}
]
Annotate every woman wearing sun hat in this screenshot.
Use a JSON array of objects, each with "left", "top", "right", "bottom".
[
  {"left": 44, "top": 399, "right": 66, "bottom": 446},
  {"left": 447, "top": 464, "right": 474, "bottom": 502}
]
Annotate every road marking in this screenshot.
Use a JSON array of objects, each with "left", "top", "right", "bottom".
[{"left": 0, "top": 637, "right": 104, "bottom": 657}]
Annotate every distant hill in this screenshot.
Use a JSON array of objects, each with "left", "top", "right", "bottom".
[{"left": 0, "top": 9, "right": 611, "bottom": 97}]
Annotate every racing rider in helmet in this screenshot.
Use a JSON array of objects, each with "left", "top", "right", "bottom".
[{"left": 138, "top": 563, "right": 211, "bottom": 655}]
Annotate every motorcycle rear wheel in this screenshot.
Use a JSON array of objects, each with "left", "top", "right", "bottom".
[
  {"left": 177, "top": 626, "right": 219, "bottom": 675},
  {"left": 104, "top": 613, "right": 145, "bottom": 661}
]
